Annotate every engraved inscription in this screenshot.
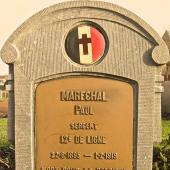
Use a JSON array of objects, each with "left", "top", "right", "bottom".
[
  {"left": 94, "top": 152, "right": 117, "bottom": 160},
  {"left": 86, "top": 136, "right": 106, "bottom": 144},
  {"left": 50, "top": 152, "right": 80, "bottom": 159},
  {"left": 74, "top": 105, "right": 94, "bottom": 115},
  {"left": 40, "top": 168, "right": 125, "bottom": 170},
  {"left": 60, "top": 91, "right": 107, "bottom": 101},
  {"left": 70, "top": 123, "right": 97, "bottom": 130},
  {"left": 36, "top": 77, "right": 134, "bottom": 169},
  {"left": 74, "top": 136, "right": 84, "bottom": 144},
  {"left": 40, "top": 167, "right": 80, "bottom": 170},
  {"left": 49, "top": 152, "right": 117, "bottom": 160},
  {"left": 59, "top": 135, "right": 72, "bottom": 144},
  {"left": 59, "top": 135, "right": 107, "bottom": 144}
]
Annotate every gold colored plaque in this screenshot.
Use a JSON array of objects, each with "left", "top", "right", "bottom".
[{"left": 35, "top": 76, "right": 134, "bottom": 170}]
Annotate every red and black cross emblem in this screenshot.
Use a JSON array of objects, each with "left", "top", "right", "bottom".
[
  {"left": 65, "top": 24, "right": 106, "bottom": 65},
  {"left": 78, "top": 34, "right": 91, "bottom": 55}
]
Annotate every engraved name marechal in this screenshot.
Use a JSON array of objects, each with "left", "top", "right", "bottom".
[{"left": 60, "top": 91, "right": 107, "bottom": 101}]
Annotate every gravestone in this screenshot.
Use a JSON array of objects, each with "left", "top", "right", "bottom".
[{"left": 1, "top": 1, "right": 170, "bottom": 170}]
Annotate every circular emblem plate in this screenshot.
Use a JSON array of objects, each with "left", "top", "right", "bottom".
[{"left": 65, "top": 23, "right": 107, "bottom": 65}]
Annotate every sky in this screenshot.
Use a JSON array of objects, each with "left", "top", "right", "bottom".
[{"left": 1, "top": 0, "right": 170, "bottom": 75}]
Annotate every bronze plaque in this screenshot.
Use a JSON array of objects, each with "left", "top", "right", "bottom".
[{"left": 35, "top": 76, "right": 134, "bottom": 170}]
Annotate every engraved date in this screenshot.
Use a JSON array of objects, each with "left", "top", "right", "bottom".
[
  {"left": 94, "top": 152, "right": 117, "bottom": 160},
  {"left": 49, "top": 152, "right": 117, "bottom": 160},
  {"left": 50, "top": 152, "right": 80, "bottom": 159}
]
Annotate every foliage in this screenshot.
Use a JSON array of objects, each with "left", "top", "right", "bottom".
[
  {"left": 162, "top": 120, "right": 170, "bottom": 140},
  {"left": 0, "top": 145, "right": 15, "bottom": 170},
  {"left": 153, "top": 120, "right": 170, "bottom": 170},
  {"left": 0, "top": 118, "right": 15, "bottom": 169},
  {"left": 0, "top": 118, "right": 9, "bottom": 147}
]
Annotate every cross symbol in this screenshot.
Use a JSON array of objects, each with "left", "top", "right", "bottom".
[{"left": 78, "top": 34, "right": 91, "bottom": 55}]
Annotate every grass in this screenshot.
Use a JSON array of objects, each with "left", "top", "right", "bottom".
[
  {"left": 153, "top": 120, "right": 170, "bottom": 169},
  {"left": 0, "top": 119, "right": 15, "bottom": 169},
  {"left": 0, "top": 118, "right": 9, "bottom": 147},
  {"left": 162, "top": 120, "right": 170, "bottom": 140}
]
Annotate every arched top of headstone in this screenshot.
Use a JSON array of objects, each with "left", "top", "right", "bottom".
[{"left": 1, "top": 0, "right": 169, "bottom": 65}]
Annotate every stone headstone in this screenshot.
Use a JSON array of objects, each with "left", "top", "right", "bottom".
[{"left": 1, "top": 1, "right": 169, "bottom": 170}]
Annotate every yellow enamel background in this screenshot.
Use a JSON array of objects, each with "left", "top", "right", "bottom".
[{"left": 35, "top": 76, "right": 134, "bottom": 170}]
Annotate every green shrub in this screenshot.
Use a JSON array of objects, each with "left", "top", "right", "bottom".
[
  {"left": 153, "top": 135, "right": 170, "bottom": 169},
  {"left": 0, "top": 145, "right": 15, "bottom": 170},
  {"left": 0, "top": 118, "right": 9, "bottom": 147},
  {"left": 0, "top": 119, "right": 15, "bottom": 169}
]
